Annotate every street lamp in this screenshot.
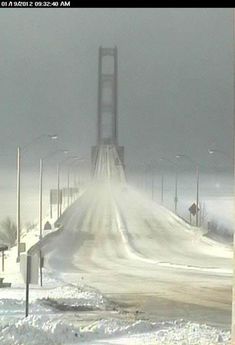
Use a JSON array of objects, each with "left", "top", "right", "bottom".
[
  {"left": 160, "top": 157, "right": 178, "bottom": 214},
  {"left": 16, "top": 134, "right": 58, "bottom": 262},
  {"left": 208, "top": 148, "right": 232, "bottom": 171},
  {"left": 22, "top": 134, "right": 58, "bottom": 152},
  {"left": 207, "top": 147, "right": 233, "bottom": 198},
  {"left": 176, "top": 154, "right": 200, "bottom": 227},
  {"left": 38, "top": 148, "right": 68, "bottom": 287},
  {"left": 56, "top": 155, "right": 82, "bottom": 218},
  {"left": 208, "top": 148, "right": 231, "bottom": 159},
  {"left": 38, "top": 149, "right": 69, "bottom": 241}
]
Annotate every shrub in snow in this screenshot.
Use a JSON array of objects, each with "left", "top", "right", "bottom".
[
  {"left": 0, "top": 217, "right": 17, "bottom": 247},
  {"left": 207, "top": 219, "right": 233, "bottom": 239}
]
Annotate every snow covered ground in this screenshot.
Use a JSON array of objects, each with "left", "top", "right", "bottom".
[
  {"left": 0, "top": 288, "right": 231, "bottom": 345},
  {"left": 0, "top": 146, "right": 233, "bottom": 344},
  {"left": 0, "top": 317, "right": 231, "bottom": 345},
  {"left": 0, "top": 197, "right": 232, "bottom": 344},
  {"left": 0, "top": 270, "right": 231, "bottom": 345}
]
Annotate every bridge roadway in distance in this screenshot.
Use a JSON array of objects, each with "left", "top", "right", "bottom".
[{"left": 40, "top": 144, "right": 233, "bottom": 328}]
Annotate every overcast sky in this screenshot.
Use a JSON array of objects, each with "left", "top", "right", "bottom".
[{"left": 0, "top": 8, "right": 233, "bottom": 173}]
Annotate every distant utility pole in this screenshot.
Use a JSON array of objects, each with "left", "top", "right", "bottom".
[
  {"left": 161, "top": 174, "right": 164, "bottom": 204},
  {"left": 57, "top": 163, "right": 60, "bottom": 219},
  {"left": 16, "top": 146, "right": 21, "bottom": 262},
  {"left": 16, "top": 134, "right": 58, "bottom": 263},
  {"left": 174, "top": 171, "right": 178, "bottom": 214},
  {"left": 39, "top": 158, "right": 43, "bottom": 287},
  {"left": 148, "top": 164, "right": 155, "bottom": 200},
  {"left": 151, "top": 174, "right": 154, "bottom": 200},
  {"left": 176, "top": 154, "right": 200, "bottom": 226},
  {"left": 196, "top": 165, "right": 200, "bottom": 227},
  {"left": 231, "top": 8, "right": 235, "bottom": 345},
  {"left": 67, "top": 166, "right": 70, "bottom": 207}
]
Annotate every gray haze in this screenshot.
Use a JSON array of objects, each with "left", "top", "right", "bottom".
[{"left": 0, "top": 8, "right": 233, "bottom": 172}]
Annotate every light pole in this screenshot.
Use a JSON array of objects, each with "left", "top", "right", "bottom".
[
  {"left": 16, "top": 134, "right": 58, "bottom": 262},
  {"left": 56, "top": 155, "right": 82, "bottom": 217},
  {"left": 57, "top": 162, "right": 60, "bottom": 219},
  {"left": 151, "top": 169, "right": 154, "bottom": 200},
  {"left": 38, "top": 149, "right": 68, "bottom": 286},
  {"left": 176, "top": 154, "right": 200, "bottom": 227},
  {"left": 208, "top": 148, "right": 231, "bottom": 159},
  {"left": 143, "top": 164, "right": 148, "bottom": 193},
  {"left": 16, "top": 146, "right": 21, "bottom": 263},
  {"left": 196, "top": 165, "right": 199, "bottom": 227},
  {"left": 39, "top": 158, "right": 43, "bottom": 241},
  {"left": 232, "top": 9, "right": 235, "bottom": 343},
  {"left": 161, "top": 174, "right": 164, "bottom": 204},
  {"left": 38, "top": 149, "right": 68, "bottom": 241},
  {"left": 160, "top": 157, "right": 178, "bottom": 213},
  {"left": 67, "top": 165, "right": 70, "bottom": 207},
  {"left": 208, "top": 148, "right": 232, "bottom": 173},
  {"left": 148, "top": 164, "right": 154, "bottom": 201}
]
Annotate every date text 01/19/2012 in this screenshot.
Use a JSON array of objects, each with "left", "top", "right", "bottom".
[{"left": 0, "top": 1, "right": 71, "bottom": 7}]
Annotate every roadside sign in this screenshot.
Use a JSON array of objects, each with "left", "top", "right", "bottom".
[
  {"left": 188, "top": 203, "right": 200, "bottom": 216},
  {"left": 19, "top": 242, "right": 26, "bottom": 253},
  {"left": 20, "top": 254, "right": 39, "bottom": 284},
  {"left": 44, "top": 221, "right": 52, "bottom": 230},
  {"left": 62, "top": 187, "right": 79, "bottom": 196},
  {"left": 50, "top": 189, "right": 62, "bottom": 205},
  {"left": 0, "top": 245, "right": 8, "bottom": 272}
]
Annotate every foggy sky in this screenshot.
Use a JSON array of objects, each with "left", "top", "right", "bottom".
[{"left": 0, "top": 8, "right": 233, "bottom": 173}]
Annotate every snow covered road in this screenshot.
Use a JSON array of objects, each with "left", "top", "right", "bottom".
[
  {"left": 38, "top": 145, "right": 233, "bottom": 328},
  {"left": 39, "top": 182, "right": 232, "bottom": 326}
]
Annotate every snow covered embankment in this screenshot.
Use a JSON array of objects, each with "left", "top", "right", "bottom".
[
  {"left": 0, "top": 279, "right": 231, "bottom": 344},
  {"left": 0, "top": 316, "right": 231, "bottom": 345},
  {"left": 40, "top": 283, "right": 114, "bottom": 311}
]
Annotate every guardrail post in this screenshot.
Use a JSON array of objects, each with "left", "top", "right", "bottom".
[
  {"left": 25, "top": 254, "right": 31, "bottom": 317},
  {"left": 1, "top": 250, "right": 4, "bottom": 272}
]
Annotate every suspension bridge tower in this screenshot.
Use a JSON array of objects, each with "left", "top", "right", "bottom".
[{"left": 91, "top": 47, "right": 124, "bottom": 171}]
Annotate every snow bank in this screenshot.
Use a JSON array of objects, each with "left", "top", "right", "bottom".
[
  {"left": 82, "top": 319, "right": 230, "bottom": 344},
  {"left": 151, "top": 320, "right": 230, "bottom": 345},
  {"left": 41, "top": 284, "right": 112, "bottom": 310},
  {"left": 82, "top": 318, "right": 159, "bottom": 337},
  {"left": 0, "top": 317, "right": 230, "bottom": 345},
  {"left": 0, "top": 283, "right": 113, "bottom": 317},
  {"left": 0, "top": 315, "right": 79, "bottom": 345}
]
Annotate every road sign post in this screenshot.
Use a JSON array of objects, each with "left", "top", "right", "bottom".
[
  {"left": 20, "top": 253, "right": 39, "bottom": 317},
  {"left": 196, "top": 165, "right": 199, "bottom": 226},
  {"left": 1, "top": 250, "right": 5, "bottom": 272},
  {"left": 39, "top": 250, "right": 42, "bottom": 287},
  {"left": 188, "top": 203, "right": 200, "bottom": 226},
  {"left": 25, "top": 254, "right": 31, "bottom": 317},
  {"left": 0, "top": 245, "right": 8, "bottom": 272}
]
